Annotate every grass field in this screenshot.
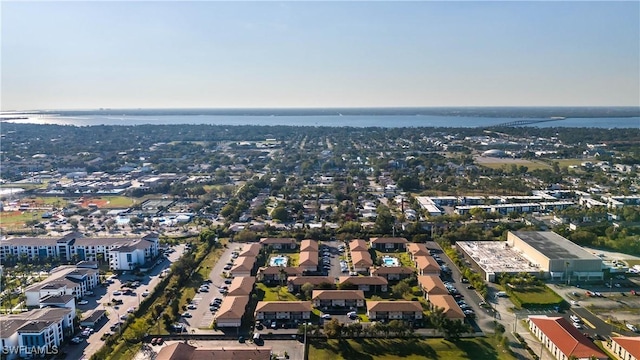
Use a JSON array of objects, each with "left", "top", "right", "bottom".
[
  {"left": 308, "top": 338, "right": 516, "bottom": 360},
  {"left": 509, "top": 286, "right": 564, "bottom": 309},
  {"left": 256, "top": 283, "right": 298, "bottom": 301},
  {"left": 0, "top": 210, "right": 45, "bottom": 228}
]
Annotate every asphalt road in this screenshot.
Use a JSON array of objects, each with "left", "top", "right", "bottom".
[{"left": 64, "top": 244, "right": 186, "bottom": 360}]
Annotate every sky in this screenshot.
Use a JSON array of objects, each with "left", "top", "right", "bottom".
[{"left": 1, "top": 1, "right": 639, "bottom": 110}]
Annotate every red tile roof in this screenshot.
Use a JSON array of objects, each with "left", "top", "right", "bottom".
[
  {"left": 528, "top": 316, "right": 607, "bottom": 359},
  {"left": 611, "top": 336, "right": 640, "bottom": 359}
]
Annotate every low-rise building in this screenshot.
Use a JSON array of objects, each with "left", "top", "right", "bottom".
[
  {"left": 414, "top": 255, "right": 441, "bottom": 276},
  {"left": 312, "top": 290, "right": 365, "bottom": 309},
  {"left": 608, "top": 336, "right": 640, "bottom": 360},
  {"left": 238, "top": 243, "right": 262, "bottom": 258},
  {"left": 254, "top": 301, "right": 313, "bottom": 321},
  {"left": 351, "top": 251, "right": 373, "bottom": 273},
  {"left": 417, "top": 275, "right": 449, "bottom": 300},
  {"left": 299, "top": 250, "right": 319, "bottom": 272},
  {"left": 300, "top": 239, "right": 319, "bottom": 252},
  {"left": 349, "top": 239, "right": 369, "bottom": 252},
  {"left": 230, "top": 256, "right": 256, "bottom": 277},
  {"left": 370, "top": 237, "right": 409, "bottom": 251},
  {"left": 214, "top": 296, "right": 249, "bottom": 328},
  {"left": 287, "top": 276, "right": 334, "bottom": 293},
  {"left": 527, "top": 315, "right": 607, "bottom": 360},
  {"left": 406, "top": 243, "right": 430, "bottom": 261},
  {"left": 257, "top": 266, "right": 303, "bottom": 285},
  {"left": 259, "top": 238, "right": 297, "bottom": 250},
  {"left": 226, "top": 276, "right": 255, "bottom": 296},
  {"left": 156, "top": 343, "right": 272, "bottom": 360},
  {"left": 366, "top": 301, "right": 423, "bottom": 321},
  {"left": 370, "top": 266, "right": 415, "bottom": 281},
  {"left": 338, "top": 276, "right": 388, "bottom": 292},
  {"left": 428, "top": 295, "right": 465, "bottom": 321}
]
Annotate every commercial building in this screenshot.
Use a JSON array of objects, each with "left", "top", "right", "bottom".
[{"left": 456, "top": 231, "right": 603, "bottom": 282}]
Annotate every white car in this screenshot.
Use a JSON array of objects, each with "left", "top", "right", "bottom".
[
  {"left": 181, "top": 312, "right": 192, "bottom": 318},
  {"left": 187, "top": 304, "right": 197, "bottom": 310},
  {"left": 78, "top": 300, "right": 89, "bottom": 305},
  {"left": 321, "top": 314, "right": 332, "bottom": 319},
  {"left": 141, "top": 290, "right": 150, "bottom": 297},
  {"left": 626, "top": 323, "right": 638, "bottom": 332}
]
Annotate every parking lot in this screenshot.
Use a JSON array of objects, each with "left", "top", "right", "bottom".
[
  {"left": 183, "top": 245, "right": 237, "bottom": 331},
  {"left": 64, "top": 244, "right": 186, "bottom": 360}
]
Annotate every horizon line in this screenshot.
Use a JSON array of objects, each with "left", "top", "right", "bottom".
[{"left": 2, "top": 105, "right": 640, "bottom": 113}]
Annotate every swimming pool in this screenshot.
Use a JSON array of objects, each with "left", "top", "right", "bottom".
[
  {"left": 269, "top": 255, "right": 289, "bottom": 267},
  {"left": 381, "top": 256, "right": 399, "bottom": 267}
]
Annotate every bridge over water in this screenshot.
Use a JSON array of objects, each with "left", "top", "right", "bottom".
[{"left": 488, "top": 118, "right": 567, "bottom": 127}]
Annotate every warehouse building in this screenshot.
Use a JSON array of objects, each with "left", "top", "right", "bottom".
[{"left": 457, "top": 231, "right": 603, "bottom": 282}]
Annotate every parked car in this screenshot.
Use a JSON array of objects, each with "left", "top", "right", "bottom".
[
  {"left": 78, "top": 300, "right": 89, "bottom": 305},
  {"left": 626, "top": 323, "right": 638, "bottom": 332},
  {"left": 321, "top": 314, "right": 332, "bottom": 319},
  {"left": 181, "top": 312, "right": 192, "bottom": 318},
  {"left": 70, "top": 337, "right": 83, "bottom": 344}
]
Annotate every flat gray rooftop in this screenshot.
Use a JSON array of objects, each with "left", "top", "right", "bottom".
[
  {"left": 457, "top": 241, "right": 541, "bottom": 274},
  {"left": 512, "top": 231, "right": 599, "bottom": 260}
]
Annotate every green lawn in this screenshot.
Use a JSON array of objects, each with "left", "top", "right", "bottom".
[
  {"left": 101, "top": 195, "right": 136, "bottom": 208},
  {"left": 309, "top": 338, "right": 516, "bottom": 360},
  {"left": 509, "top": 286, "right": 564, "bottom": 309},
  {"left": 256, "top": 283, "right": 298, "bottom": 301}
]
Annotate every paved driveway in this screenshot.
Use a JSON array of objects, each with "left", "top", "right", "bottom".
[
  {"left": 64, "top": 244, "right": 186, "bottom": 360},
  {"left": 186, "top": 245, "right": 238, "bottom": 330}
]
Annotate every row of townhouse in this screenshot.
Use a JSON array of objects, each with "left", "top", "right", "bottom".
[
  {"left": 0, "top": 232, "right": 159, "bottom": 271},
  {"left": 349, "top": 239, "right": 373, "bottom": 273},
  {"left": 299, "top": 239, "right": 319, "bottom": 272},
  {"left": 0, "top": 308, "right": 74, "bottom": 360},
  {"left": 229, "top": 243, "right": 261, "bottom": 277},
  {"left": 257, "top": 289, "right": 424, "bottom": 322},
  {"left": 215, "top": 243, "right": 262, "bottom": 327},
  {"left": 213, "top": 276, "right": 257, "bottom": 328}
]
